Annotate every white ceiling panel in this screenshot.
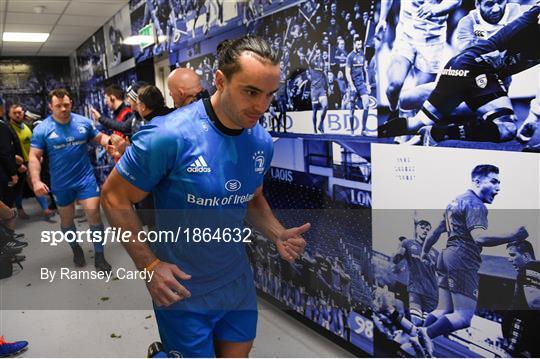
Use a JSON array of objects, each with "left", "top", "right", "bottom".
[
  {"left": 7, "top": 1, "right": 68, "bottom": 14},
  {"left": 42, "top": 40, "right": 81, "bottom": 47},
  {"left": 64, "top": 2, "right": 125, "bottom": 16},
  {"left": 5, "top": 12, "right": 60, "bottom": 25},
  {"left": 1, "top": 0, "right": 129, "bottom": 57},
  {"left": 53, "top": 24, "right": 101, "bottom": 35},
  {"left": 57, "top": 14, "right": 109, "bottom": 26},
  {"left": 3, "top": 23, "right": 54, "bottom": 32}
]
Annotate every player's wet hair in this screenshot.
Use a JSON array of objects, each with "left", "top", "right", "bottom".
[
  {"left": 217, "top": 35, "right": 279, "bottom": 79},
  {"left": 48, "top": 88, "right": 72, "bottom": 103},
  {"left": 471, "top": 164, "right": 499, "bottom": 180},
  {"left": 137, "top": 85, "right": 165, "bottom": 111},
  {"left": 105, "top": 84, "right": 124, "bottom": 100},
  {"left": 507, "top": 240, "right": 536, "bottom": 260}
]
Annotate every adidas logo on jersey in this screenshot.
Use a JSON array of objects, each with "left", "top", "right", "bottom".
[
  {"left": 187, "top": 155, "right": 212, "bottom": 173},
  {"left": 49, "top": 131, "right": 59, "bottom": 139}
]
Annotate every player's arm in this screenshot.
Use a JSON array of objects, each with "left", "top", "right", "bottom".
[
  {"left": 93, "top": 131, "right": 111, "bottom": 147},
  {"left": 422, "top": 217, "right": 446, "bottom": 255},
  {"left": 391, "top": 241, "right": 406, "bottom": 264},
  {"left": 376, "top": 0, "right": 393, "bottom": 34},
  {"left": 345, "top": 57, "right": 354, "bottom": 89},
  {"left": 306, "top": 44, "right": 316, "bottom": 64},
  {"left": 28, "top": 147, "right": 49, "bottom": 197},
  {"left": 454, "top": 15, "right": 477, "bottom": 52},
  {"left": 246, "top": 186, "right": 310, "bottom": 263},
  {"left": 418, "top": 0, "right": 461, "bottom": 19},
  {"left": 101, "top": 169, "right": 191, "bottom": 306},
  {"left": 364, "top": 62, "right": 371, "bottom": 91},
  {"left": 470, "top": 226, "right": 528, "bottom": 247}
]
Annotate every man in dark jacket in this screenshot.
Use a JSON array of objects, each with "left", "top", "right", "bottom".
[
  {"left": 90, "top": 84, "right": 133, "bottom": 137},
  {"left": 0, "top": 119, "right": 20, "bottom": 230}
]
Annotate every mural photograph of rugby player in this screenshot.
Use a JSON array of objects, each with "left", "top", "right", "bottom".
[
  {"left": 375, "top": 0, "right": 540, "bottom": 152},
  {"left": 371, "top": 143, "right": 540, "bottom": 357}
]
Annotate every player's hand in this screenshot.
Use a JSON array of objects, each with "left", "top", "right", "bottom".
[
  {"left": 90, "top": 108, "right": 101, "bottom": 122},
  {"left": 514, "top": 226, "right": 529, "bottom": 242},
  {"left": 9, "top": 175, "right": 18, "bottom": 186},
  {"left": 375, "top": 21, "right": 387, "bottom": 36},
  {"left": 17, "top": 164, "right": 27, "bottom": 173},
  {"left": 276, "top": 223, "right": 310, "bottom": 262},
  {"left": 417, "top": 3, "right": 434, "bottom": 19},
  {"left": 15, "top": 155, "right": 24, "bottom": 165},
  {"left": 33, "top": 180, "right": 49, "bottom": 197},
  {"left": 146, "top": 261, "right": 191, "bottom": 307},
  {"left": 109, "top": 134, "right": 128, "bottom": 157}
]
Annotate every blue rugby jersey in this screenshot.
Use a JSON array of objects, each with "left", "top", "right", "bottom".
[
  {"left": 30, "top": 114, "right": 99, "bottom": 190},
  {"left": 117, "top": 99, "right": 274, "bottom": 295}
]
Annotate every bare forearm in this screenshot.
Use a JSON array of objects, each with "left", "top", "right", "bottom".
[
  {"left": 423, "top": 222, "right": 445, "bottom": 254},
  {"left": 379, "top": 0, "right": 393, "bottom": 22},
  {"left": 246, "top": 196, "right": 284, "bottom": 244},
  {"left": 475, "top": 232, "right": 521, "bottom": 247},
  {"left": 433, "top": 0, "right": 461, "bottom": 16},
  {"left": 102, "top": 193, "right": 156, "bottom": 270},
  {"left": 28, "top": 157, "right": 42, "bottom": 184}
]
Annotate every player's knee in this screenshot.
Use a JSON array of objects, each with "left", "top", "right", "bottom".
[
  {"left": 386, "top": 80, "right": 402, "bottom": 97},
  {"left": 446, "top": 311, "right": 473, "bottom": 329},
  {"left": 496, "top": 119, "right": 517, "bottom": 141}
]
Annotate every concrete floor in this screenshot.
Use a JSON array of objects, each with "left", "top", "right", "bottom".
[{"left": 0, "top": 200, "right": 353, "bottom": 357}]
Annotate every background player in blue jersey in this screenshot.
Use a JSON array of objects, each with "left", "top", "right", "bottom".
[
  {"left": 392, "top": 219, "right": 439, "bottom": 326},
  {"left": 29, "top": 89, "right": 112, "bottom": 272},
  {"left": 101, "top": 36, "right": 309, "bottom": 358},
  {"left": 413, "top": 164, "right": 529, "bottom": 357},
  {"left": 346, "top": 36, "right": 371, "bottom": 136},
  {"left": 307, "top": 43, "right": 329, "bottom": 134}
]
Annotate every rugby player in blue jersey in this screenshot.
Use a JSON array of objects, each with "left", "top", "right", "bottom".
[
  {"left": 392, "top": 220, "right": 439, "bottom": 326},
  {"left": 414, "top": 164, "right": 529, "bottom": 357},
  {"left": 307, "top": 43, "right": 329, "bottom": 134},
  {"left": 346, "top": 36, "right": 371, "bottom": 136},
  {"left": 29, "top": 89, "right": 112, "bottom": 272},
  {"left": 101, "top": 36, "right": 309, "bottom": 357}
]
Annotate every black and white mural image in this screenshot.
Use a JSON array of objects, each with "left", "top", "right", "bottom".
[
  {"left": 76, "top": 28, "right": 107, "bottom": 90},
  {"left": 104, "top": 3, "right": 135, "bottom": 78},
  {"left": 371, "top": 144, "right": 540, "bottom": 357},
  {"left": 374, "top": 0, "right": 540, "bottom": 152},
  {"left": 246, "top": 138, "right": 374, "bottom": 354},
  {"left": 248, "top": 0, "right": 379, "bottom": 138},
  {"left": 0, "top": 58, "right": 71, "bottom": 118}
]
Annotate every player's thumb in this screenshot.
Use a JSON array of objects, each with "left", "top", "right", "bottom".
[
  {"left": 293, "top": 222, "right": 311, "bottom": 236},
  {"left": 171, "top": 264, "right": 191, "bottom": 281}
]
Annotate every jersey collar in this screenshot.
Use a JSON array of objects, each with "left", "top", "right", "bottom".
[{"left": 202, "top": 98, "right": 243, "bottom": 136}]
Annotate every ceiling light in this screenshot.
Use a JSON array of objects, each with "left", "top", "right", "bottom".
[
  {"left": 3, "top": 32, "right": 49, "bottom": 42},
  {"left": 123, "top": 35, "right": 153, "bottom": 46},
  {"left": 33, "top": 5, "right": 46, "bottom": 14}
]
